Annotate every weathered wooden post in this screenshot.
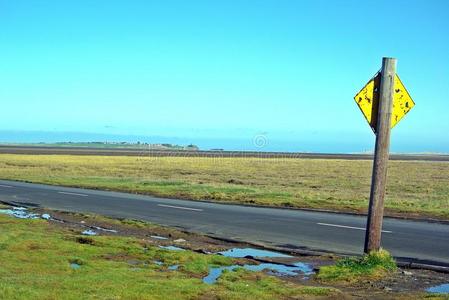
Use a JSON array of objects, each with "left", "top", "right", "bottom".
[
  {"left": 364, "top": 57, "right": 396, "bottom": 253},
  {"left": 354, "top": 57, "right": 415, "bottom": 253}
]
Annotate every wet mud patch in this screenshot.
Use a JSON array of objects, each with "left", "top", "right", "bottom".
[
  {"left": 203, "top": 262, "right": 315, "bottom": 284},
  {"left": 103, "top": 253, "right": 139, "bottom": 261},
  {"left": 313, "top": 268, "right": 449, "bottom": 298},
  {"left": 32, "top": 208, "right": 241, "bottom": 254},
  {"left": 218, "top": 247, "right": 292, "bottom": 258},
  {"left": 76, "top": 236, "right": 96, "bottom": 245}
]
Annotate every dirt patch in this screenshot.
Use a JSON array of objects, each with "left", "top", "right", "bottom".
[
  {"left": 75, "top": 236, "right": 96, "bottom": 245},
  {"left": 36, "top": 208, "right": 247, "bottom": 254},
  {"left": 340, "top": 269, "right": 449, "bottom": 297},
  {"left": 227, "top": 179, "right": 245, "bottom": 185}
]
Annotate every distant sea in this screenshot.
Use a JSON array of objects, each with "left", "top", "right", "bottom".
[{"left": 0, "top": 130, "right": 447, "bottom": 154}]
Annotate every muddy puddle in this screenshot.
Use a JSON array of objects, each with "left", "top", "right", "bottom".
[
  {"left": 151, "top": 235, "right": 168, "bottom": 240},
  {"left": 0, "top": 207, "right": 58, "bottom": 222},
  {"left": 426, "top": 283, "right": 449, "bottom": 294},
  {"left": 41, "top": 213, "right": 51, "bottom": 220},
  {"left": 82, "top": 229, "right": 97, "bottom": 236},
  {"left": 81, "top": 226, "right": 117, "bottom": 235},
  {"left": 218, "top": 248, "right": 291, "bottom": 258},
  {"left": 0, "top": 206, "right": 121, "bottom": 237},
  {"left": 70, "top": 263, "right": 81, "bottom": 270},
  {"left": 0, "top": 207, "right": 40, "bottom": 219},
  {"left": 152, "top": 260, "right": 179, "bottom": 270},
  {"left": 92, "top": 226, "right": 117, "bottom": 233},
  {"left": 153, "top": 246, "right": 314, "bottom": 284},
  {"left": 200, "top": 247, "right": 314, "bottom": 284},
  {"left": 159, "top": 245, "right": 185, "bottom": 251},
  {"left": 203, "top": 266, "right": 238, "bottom": 284},
  {"left": 244, "top": 262, "right": 313, "bottom": 276},
  {"left": 203, "top": 262, "right": 314, "bottom": 284}
]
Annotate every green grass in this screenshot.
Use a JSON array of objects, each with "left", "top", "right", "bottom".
[
  {"left": 0, "top": 213, "right": 338, "bottom": 299},
  {"left": 317, "top": 249, "right": 397, "bottom": 283},
  {"left": 0, "top": 154, "right": 448, "bottom": 220}
]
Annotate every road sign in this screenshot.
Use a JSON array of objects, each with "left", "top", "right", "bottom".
[{"left": 354, "top": 72, "right": 415, "bottom": 132}]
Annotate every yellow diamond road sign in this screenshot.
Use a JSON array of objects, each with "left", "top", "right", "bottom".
[{"left": 354, "top": 72, "right": 415, "bottom": 132}]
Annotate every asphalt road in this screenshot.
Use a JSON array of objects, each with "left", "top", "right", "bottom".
[
  {"left": 1, "top": 145, "right": 449, "bottom": 161},
  {"left": 1, "top": 179, "right": 448, "bottom": 266}
]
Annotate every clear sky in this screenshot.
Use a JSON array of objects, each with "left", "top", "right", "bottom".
[{"left": 1, "top": 0, "right": 448, "bottom": 152}]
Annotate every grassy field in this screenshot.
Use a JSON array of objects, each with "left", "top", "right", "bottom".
[
  {"left": 0, "top": 211, "right": 336, "bottom": 299},
  {"left": 0, "top": 154, "right": 448, "bottom": 220}
]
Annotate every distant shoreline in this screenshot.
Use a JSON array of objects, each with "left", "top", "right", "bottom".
[{"left": 0, "top": 144, "right": 448, "bottom": 161}]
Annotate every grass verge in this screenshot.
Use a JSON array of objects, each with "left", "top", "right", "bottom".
[
  {"left": 317, "top": 249, "right": 397, "bottom": 283},
  {"left": 0, "top": 213, "right": 338, "bottom": 299}
]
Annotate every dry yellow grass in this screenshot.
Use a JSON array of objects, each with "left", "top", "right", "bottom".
[{"left": 0, "top": 154, "right": 448, "bottom": 220}]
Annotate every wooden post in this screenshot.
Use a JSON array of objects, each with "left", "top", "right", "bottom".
[{"left": 364, "top": 57, "right": 396, "bottom": 253}]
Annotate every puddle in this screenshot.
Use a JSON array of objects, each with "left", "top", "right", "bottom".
[
  {"left": 82, "top": 229, "right": 97, "bottom": 236},
  {"left": 159, "top": 246, "right": 185, "bottom": 251},
  {"left": 0, "top": 207, "right": 39, "bottom": 219},
  {"left": 0, "top": 207, "right": 55, "bottom": 221},
  {"left": 70, "top": 263, "right": 81, "bottom": 270},
  {"left": 203, "top": 266, "right": 238, "bottom": 284},
  {"left": 92, "top": 226, "right": 118, "bottom": 233},
  {"left": 218, "top": 248, "right": 292, "bottom": 258},
  {"left": 244, "top": 262, "right": 314, "bottom": 276},
  {"left": 427, "top": 283, "right": 449, "bottom": 294},
  {"left": 152, "top": 261, "right": 179, "bottom": 270},
  {"left": 13, "top": 207, "right": 27, "bottom": 211},
  {"left": 41, "top": 214, "right": 51, "bottom": 220},
  {"left": 203, "top": 262, "right": 314, "bottom": 284},
  {"left": 127, "top": 259, "right": 141, "bottom": 266},
  {"left": 151, "top": 235, "right": 168, "bottom": 240}
]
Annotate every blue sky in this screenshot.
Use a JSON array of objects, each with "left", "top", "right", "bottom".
[{"left": 1, "top": 0, "right": 448, "bottom": 152}]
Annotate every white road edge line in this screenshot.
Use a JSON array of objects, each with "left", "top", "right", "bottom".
[
  {"left": 317, "top": 222, "right": 392, "bottom": 233},
  {"left": 157, "top": 204, "right": 203, "bottom": 212},
  {"left": 0, "top": 184, "right": 13, "bottom": 188},
  {"left": 58, "top": 191, "right": 89, "bottom": 197}
]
